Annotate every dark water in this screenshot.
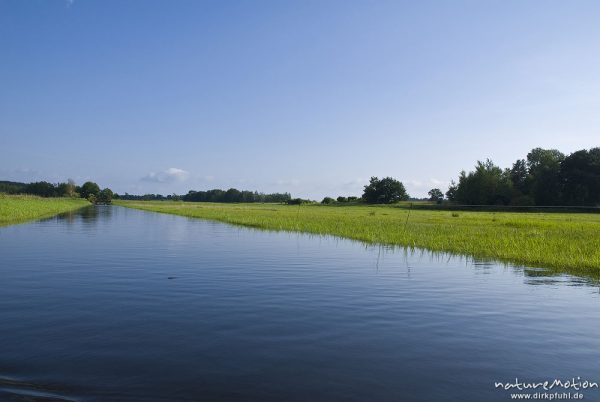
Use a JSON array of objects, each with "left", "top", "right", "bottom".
[{"left": 1, "top": 206, "right": 599, "bottom": 402}]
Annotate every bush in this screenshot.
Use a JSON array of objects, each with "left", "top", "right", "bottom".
[
  {"left": 288, "top": 198, "right": 312, "bottom": 205},
  {"left": 96, "top": 188, "right": 113, "bottom": 205}
]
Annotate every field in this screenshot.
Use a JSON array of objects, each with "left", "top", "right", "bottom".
[
  {"left": 0, "top": 194, "right": 89, "bottom": 226},
  {"left": 114, "top": 200, "right": 600, "bottom": 276}
]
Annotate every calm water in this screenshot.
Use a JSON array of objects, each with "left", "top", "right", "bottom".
[{"left": 1, "top": 206, "right": 599, "bottom": 401}]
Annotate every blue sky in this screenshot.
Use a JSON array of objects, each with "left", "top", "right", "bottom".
[{"left": 1, "top": 0, "right": 599, "bottom": 199}]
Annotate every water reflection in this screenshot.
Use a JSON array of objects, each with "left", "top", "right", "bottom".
[
  {"left": 39, "top": 205, "right": 107, "bottom": 227},
  {"left": 273, "top": 226, "right": 600, "bottom": 285},
  {"left": 369, "top": 243, "right": 600, "bottom": 289},
  {"left": 59, "top": 205, "right": 115, "bottom": 225},
  {"left": 32, "top": 205, "right": 600, "bottom": 291}
]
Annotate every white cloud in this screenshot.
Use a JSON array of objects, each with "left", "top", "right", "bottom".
[{"left": 142, "top": 167, "right": 190, "bottom": 183}]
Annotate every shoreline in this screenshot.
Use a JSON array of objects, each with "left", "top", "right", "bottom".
[{"left": 114, "top": 200, "right": 600, "bottom": 277}]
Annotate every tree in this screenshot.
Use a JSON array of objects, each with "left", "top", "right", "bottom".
[
  {"left": 56, "top": 179, "right": 77, "bottom": 197},
  {"left": 24, "top": 181, "right": 57, "bottom": 197},
  {"left": 362, "top": 176, "right": 409, "bottom": 204},
  {"left": 336, "top": 196, "right": 348, "bottom": 202},
  {"left": 96, "top": 188, "right": 113, "bottom": 204},
  {"left": 560, "top": 148, "right": 600, "bottom": 206},
  {"left": 80, "top": 181, "right": 100, "bottom": 199},
  {"left": 446, "top": 180, "right": 458, "bottom": 202},
  {"left": 224, "top": 188, "right": 242, "bottom": 203},
  {"left": 428, "top": 188, "right": 444, "bottom": 203},
  {"left": 526, "top": 148, "right": 564, "bottom": 205},
  {"left": 321, "top": 197, "right": 335, "bottom": 204},
  {"left": 0, "top": 181, "right": 26, "bottom": 194},
  {"left": 527, "top": 148, "right": 565, "bottom": 173},
  {"left": 65, "top": 179, "right": 77, "bottom": 197},
  {"left": 452, "top": 160, "right": 513, "bottom": 205},
  {"left": 509, "top": 159, "right": 529, "bottom": 194}
]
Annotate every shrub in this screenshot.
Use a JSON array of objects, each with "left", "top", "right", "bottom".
[
  {"left": 288, "top": 198, "right": 312, "bottom": 205},
  {"left": 96, "top": 188, "right": 113, "bottom": 205}
]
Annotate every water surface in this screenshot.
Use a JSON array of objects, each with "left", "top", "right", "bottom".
[{"left": 1, "top": 206, "right": 599, "bottom": 401}]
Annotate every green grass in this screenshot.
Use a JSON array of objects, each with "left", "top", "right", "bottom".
[
  {"left": 0, "top": 194, "right": 89, "bottom": 226},
  {"left": 115, "top": 200, "right": 600, "bottom": 276}
]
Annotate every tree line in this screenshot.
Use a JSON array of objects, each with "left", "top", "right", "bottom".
[
  {"left": 315, "top": 147, "right": 599, "bottom": 207},
  {"left": 443, "top": 147, "right": 600, "bottom": 206},
  {"left": 114, "top": 189, "right": 292, "bottom": 203},
  {"left": 0, "top": 180, "right": 113, "bottom": 204},
  {"left": 2, "top": 147, "right": 598, "bottom": 207},
  {"left": 182, "top": 189, "right": 291, "bottom": 203},
  {"left": 117, "top": 193, "right": 181, "bottom": 201}
]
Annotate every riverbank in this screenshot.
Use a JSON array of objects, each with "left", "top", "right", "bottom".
[
  {"left": 0, "top": 194, "right": 89, "bottom": 226},
  {"left": 115, "top": 200, "right": 600, "bottom": 276}
]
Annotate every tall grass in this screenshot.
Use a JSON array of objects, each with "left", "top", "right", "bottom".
[
  {"left": 115, "top": 200, "right": 600, "bottom": 276},
  {"left": 0, "top": 194, "right": 89, "bottom": 226}
]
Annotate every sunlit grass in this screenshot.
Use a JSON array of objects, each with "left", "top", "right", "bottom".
[
  {"left": 115, "top": 200, "right": 600, "bottom": 276},
  {"left": 0, "top": 194, "right": 89, "bottom": 226}
]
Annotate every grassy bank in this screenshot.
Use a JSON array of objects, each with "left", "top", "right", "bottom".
[
  {"left": 0, "top": 194, "right": 89, "bottom": 227},
  {"left": 115, "top": 200, "right": 600, "bottom": 276}
]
